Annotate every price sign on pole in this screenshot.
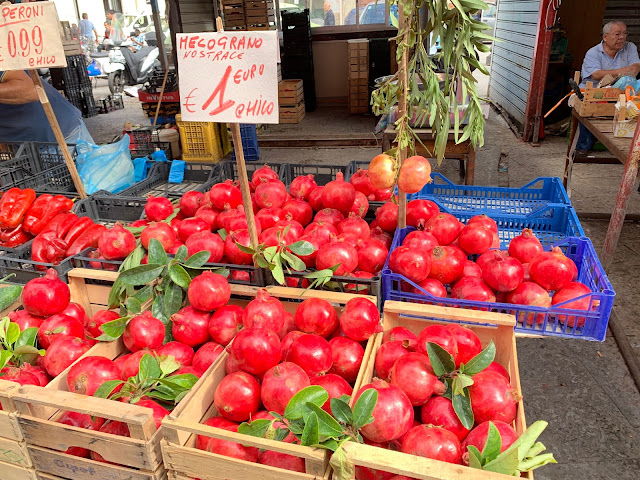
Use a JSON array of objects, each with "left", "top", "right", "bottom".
[
  {"left": 0, "top": 1, "right": 66, "bottom": 70},
  {"left": 176, "top": 31, "right": 279, "bottom": 124}
]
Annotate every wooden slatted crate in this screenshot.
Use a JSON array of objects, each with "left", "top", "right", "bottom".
[
  {"left": 161, "top": 287, "right": 378, "bottom": 480},
  {"left": 279, "top": 102, "right": 306, "bottom": 124},
  {"left": 333, "top": 302, "right": 532, "bottom": 480},
  {"left": 574, "top": 81, "right": 623, "bottom": 117},
  {"left": 278, "top": 79, "right": 304, "bottom": 106},
  {"left": 348, "top": 40, "right": 369, "bottom": 114}
]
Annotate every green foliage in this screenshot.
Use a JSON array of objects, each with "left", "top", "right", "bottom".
[{"left": 0, "top": 317, "right": 43, "bottom": 371}]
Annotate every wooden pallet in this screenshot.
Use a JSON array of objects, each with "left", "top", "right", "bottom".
[
  {"left": 279, "top": 101, "right": 305, "bottom": 123},
  {"left": 334, "top": 302, "right": 531, "bottom": 480},
  {"left": 59, "top": 21, "right": 72, "bottom": 41},
  {"left": 62, "top": 40, "right": 82, "bottom": 57},
  {"left": 278, "top": 79, "right": 304, "bottom": 106},
  {"left": 161, "top": 287, "right": 378, "bottom": 480}
]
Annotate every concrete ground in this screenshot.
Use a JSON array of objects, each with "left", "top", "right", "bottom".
[{"left": 84, "top": 60, "right": 640, "bottom": 479}]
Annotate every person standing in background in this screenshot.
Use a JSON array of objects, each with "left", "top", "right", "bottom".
[
  {"left": 107, "top": 9, "right": 125, "bottom": 46},
  {"left": 78, "top": 13, "right": 98, "bottom": 63},
  {"left": 324, "top": 2, "right": 335, "bottom": 26}
]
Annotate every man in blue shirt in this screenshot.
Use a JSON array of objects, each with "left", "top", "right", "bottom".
[
  {"left": 0, "top": 71, "right": 93, "bottom": 144},
  {"left": 576, "top": 21, "right": 640, "bottom": 153},
  {"left": 78, "top": 13, "right": 98, "bottom": 62}
]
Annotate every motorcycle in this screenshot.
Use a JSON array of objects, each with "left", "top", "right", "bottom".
[{"left": 103, "top": 32, "right": 160, "bottom": 94}]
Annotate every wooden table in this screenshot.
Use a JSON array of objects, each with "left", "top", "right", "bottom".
[
  {"left": 564, "top": 107, "right": 640, "bottom": 269},
  {"left": 382, "top": 127, "right": 476, "bottom": 185}
]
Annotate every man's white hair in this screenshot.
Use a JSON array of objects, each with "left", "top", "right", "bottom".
[{"left": 603, "top": 21, "right": 626, "bottom": 35}]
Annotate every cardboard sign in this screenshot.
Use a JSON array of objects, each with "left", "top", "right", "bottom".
[
  {"left": 177, "top": 31, "right": 279, "bottom": 124},
  {"left": 0, "top": 1, "right": 66, "bottom": 70}
]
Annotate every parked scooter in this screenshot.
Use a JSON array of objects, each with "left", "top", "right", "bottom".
[{"left": 103, "top": 32, "right": 160, "bottom": 94}]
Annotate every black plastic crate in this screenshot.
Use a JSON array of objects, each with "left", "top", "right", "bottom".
[
  {"left": 0, "top": 142, "right": 30, "bottom": 162},
  {"left": 281, "top": 163, "right": 348, "bottom": 187},
  {"left": 219, "top": 160, "right": 286, "bottom": 183},
  {"left": 66, "top": 85, "right": 98, "bottom": 118},
  {"left": 97, "top": 94, "right": 124, "bottom": 114},
  {"left": 72, "top": 194, "right": 148, "bottom": 227},
  {"left": 119, "top": 162, "right": 222, "bottom": 198},
  {"left": 130, "top": 141, "right": 172, "bottom": 160},
  {"left": 128, "top": 126, "right": 162, "bottom": 146},
  {"left": 0, "top": 240, "right": 74, "bottom": 284},
  {"left": 3, "top": 163, "right": 76, "bottom": 195}
]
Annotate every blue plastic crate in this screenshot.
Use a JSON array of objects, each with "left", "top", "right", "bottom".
[
  {"left": 408, "top": 173, "right": 571, "bottom": 215},
  {"left": 382, "top": 229, "right": 614, "bottom": 341},
  {"left": 231, "top": 124, "right": 260, "bottom": 161}
]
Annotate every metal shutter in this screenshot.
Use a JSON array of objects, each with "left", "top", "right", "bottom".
[
  {"left": 178, "top": 0, "right": 216, "bottom": 33},
  {"left": 489, "top": 0, "right": 540, "bottom": 127}
]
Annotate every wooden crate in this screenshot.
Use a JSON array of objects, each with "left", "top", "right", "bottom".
[
  {"left": 161, "top": 287, "right": 379, "bottom": 480},
  {"left": 59, "top": 21, "right": 72, "bottom": 41},
  {"left": 574, "top": 82, "right": 623, "bottom": 117},
  {"left": 334, "top": 301, "right": 532, "bottom": 480},
  {"left": 62, "top": 40, "right": 82, "bottom": 57},
  {"left": 279, "top": 79, "right": 304, "bottom": 106},
  {"left": 280, "top": 101, "right": 305, "bottom": 124},
  {"left": 1, "top": 459, "right": 37, "bottom": 480}
]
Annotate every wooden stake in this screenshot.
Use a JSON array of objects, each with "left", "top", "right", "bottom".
[
  {"left": 396, "top": 7, "right": 410, "bottom": 229},
  {"left": 28, "top": 70, "right": 87, "bottom": 199},
  {"left": 153, "top": 50, "right": 175, "bottom": 127}
]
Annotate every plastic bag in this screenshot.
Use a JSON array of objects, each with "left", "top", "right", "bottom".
[
  {"left": 76, "top": 136, "right": 135, "bottom": 194},
  {"left": 169, "top": 160, "right": 186, "bottom": 184},
  {"left": 612, "top": 76, "right": 640, "bottom": 92}
]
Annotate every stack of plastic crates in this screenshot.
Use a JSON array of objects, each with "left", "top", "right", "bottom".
[
  {"left": 176, "top": 114, "right": 231, "bottom": 162},
  {"left": 126, "top": 126, "right": 172, "bottom": 160},
  {"left": 231, "top": 124, "right": 260, "bottom": 161},
  {"left": 52, "top": 55, "right": 98, "bottom": 118}
]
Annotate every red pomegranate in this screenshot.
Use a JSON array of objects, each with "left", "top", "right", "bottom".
[
  {"left": 208, "top": 305, "right": 244, "bottom": 346},
  {"left": 457, "top": 225, "right": 494, "bottom": 255},
  {"left": 251, "top": 165, "right": 279, "bottom": 189},
  {"left": 99, "top": 223, "right": 136, "bottom": 260},
  {"left": 214, "top": 372, "right": 261, "bottom": 422},
  {"left": 339, "top": 297, "right": 380, "bottom": 342},
  {"left": 338, "top": 214, "right": 370, "bottom": 240},
  {"left": 255, "top": 181, "right": 288, "bottom": 209},
  {"left": 185, "top": 231, "right": 224, "bottom": 263},
  {"left": 8, "top": 310, "right": 45, "bottom": 331},
  {"left": 178, "top": 217, "right": 210, "bottom": 243},
  {"left": 210, "top": 181, "right": 243, "bottom": 210},
  {"left": 156, "top": 341, "right": 195, "bottom": 366},
  {"left": 462, "top": 421, "right": 519, "bottom": 460},
  {"left": 350, "top": 168, "right": 376, "bottom": 197},
  {"left": 283, "top": 199, "right": 313, "bottom": 226},
  {"left": 37, "top": 314, "right": 84, "bottom": 349},
  {"left": 368, "top": 154, "right": 397, "bottom": 189},
  {"left": 187, "top": 272, "right": 231, "bottom": 312},
  {"left": 382, "top": 327, "right": 417, "bottom": 350},
  {"left": 506, "top": 282, "right": 552, "bottom": 325},
  {"left": 280, "top": 330, "right": 306, "bottom": 362},
  {"left": 551, "top": 281, "right": 592, "bottom": 327},
  {"left": 258, "top": 450, "right": 305, "bottom": 473},
  {"left": 446, "top": 324, "right": 482, "bottom": 367},
  {"left": 86, "top": 310, "right": 120, "bottom": 339},
  {"left": 397, "top": 156, "right": 432, "bottom": 194},
  {"left": 476, "top": 249, "right": 507, "bottom": 271},
  {"left": 179, "top": 191, "right": 204, "bottom": 217},
  {"left": 451, "top": 277, "right": 496, "bottom": 303},
  {"left": 425, "top": 213, "right": 463, "bottom": 245},
  {"left": 408, "top": 278, "right": 447, "bottom": 298},
  {"left": 57, "top": 411, "right": 105, "bottom": 458},
  {"left": 388, "top": 246, "right": 431, "bottom": 284},
  {"left": 44, "top": 337, "right": 91, "bottom": 377},
  {"left": 310, "top": 374, "right": 353, "bottom": 413},
  {"left": 428, "top": 246, "right": 466, "bottom": 285},
  {"left": 374, "top": 188, "right": 393, "bottom": 201},
  {"left": 415, "top": 325, "right": 458, "bottom": 363},
  {"left": 144, "top": 196, "right": 174, "bottom": 221},
  {"left": 316, "top": 240, "right": 358, "bottom": 276},
  {"left": 390, "top": 352, "right": 446, "bottom": 405},
  {"left": 123, "top": 312, "right": 164, "bottom": 352},
  {"left": 229, "top": 327, "right": 281, "bottom": 376},
  {"left": 374, "top": 340, "right": 412, "bottom": 381},
  {"left": 67, "top": 356, "right": 121, "bottom": 396},
  {"left": 482, "top": 255, "right": 524, "bottom": 292},
  {"left": 172, "top": 306, "right": 212, "bottom": 347},
  {"left": 328, "top": 336, "right": 365, "bottom": 383},
  {"left": 294, "top": 297, "right": 339, "bottom": 338},
  {"left": 195, "top": 206, "right": 220, "bottom": 230},
  {"left": 21, "top": 268, "right": 70, "bottom": 317},
  {"left": 370, "top": 227, "right": 393, "bottom": 250},
  {"left": 529, "top": 247, "right": 577, "bottom": 291},
  {"left": 200, "top": 416, "right": 259, "bottom": 462},
  {"left": 289, "top": 334, "right": 332, "bottom": 377},
  {"left": 375, "top": 202, "right": 398, "bottom": 233},
  {"left": 242, "top": 288, "right": 286, "bottom": 334},
  {"left": 141, "top": 222, "right": 176, "bottom": 251},
  {"left": 192, "top": 342, "right": 224, "bottom": 373},
  {"left": 468, "top": 371, "right": 518, "bottom": 424},
  {"left": 350, "top": 191, "right": 370, "bottom": 218},
  {"left": 406, "top": 200, "right": 440, "bottom": 229},
  {"left": 484, "top": 362, "right": 511, "bottom": 381},
  {"left": 421, "top": 396, "right": 470, "bottom": 441},
  {"left": 467, "top": 214, "right": 498, "bottom": 233},
  {"left": 227, "top": 207, "right": 262, "bottom": 235},
  {"left": 289, "top": 174, "right": 317, "bottom": 200},
  {"left": 314, "top": 208, "right": 345, "bottom": 228},
  {"left": 462, "top": 260, "right": 482, "bottom": 278},
  {"left": 261, "top": 362, "right": 310, "bottom": 414},
  {"left": 508, "top": 229, "right": 543, "bottom": 264},
  {"left": 224, "top": 229, "right": 253, "bottom": 265},
  {"left": 304, "top": 221, "right": 338, "bottom": 243},
  {"left": 400, "top": 425, "right": 462, "bottom": 464},
  {"left": 402, "top": 230, "right": 439, "bottom": 251},
  {"left": 358, "top": 239, "right": 389, "bottom": 274},
  {"left": 256, "top": 207, "right": 285, "bottom": 230},
  {"left": 308, "top": 186, "right": 325, "bottom": 211}
]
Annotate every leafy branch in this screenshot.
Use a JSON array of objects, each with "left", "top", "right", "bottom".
[{"left": 0, "top": 317, "right": 43, "bottom": 371}]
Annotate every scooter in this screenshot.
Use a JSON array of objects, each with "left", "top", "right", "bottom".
[{"left": 103, "top": 32, "right": 160, "bottom": 94}]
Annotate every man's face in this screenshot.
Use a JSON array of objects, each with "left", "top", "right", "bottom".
[
  {"left": 603, "top": 23, "right": 627, "bottom": 52},
  {"left": 107, "top": 13, "right": 113, "bottom": 20},
  {"left": 324, "top": 2, "right": 330, "bottom": 12}
]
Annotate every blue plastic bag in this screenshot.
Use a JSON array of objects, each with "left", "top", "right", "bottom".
[
  {"left": 169, "top": 160, "right": 186, "bottom": 184},
  {"left": 76, "top": 136, "right": 135, "bottom": 194}
]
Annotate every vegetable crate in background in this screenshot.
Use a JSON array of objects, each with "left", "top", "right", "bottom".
[
  {"left": 383, "top": 232, "right": 614, "bottom": 341},
  {"left": 0, "top": 240, "right": 76, "bottom": 284},
  {"left": 160, "top": 287, "right": 378, "bottom": 480},
  {"left": 573, "top": 83, "right": 622, "bottom": 117},
  {"left": 0, "top": 142, "right": 29, "bottom": 162},
  {"left": 231, "top": 124, "right": 260, "bottom": 162},
  {"left": 337, "top": 301, "right": 530, "bottom": 480},
  {"left": 175, "top": 114, "right": 230, "bottom": 163},
  {"left": 72, "top": 194, "right": 148, "bottom": 228}
]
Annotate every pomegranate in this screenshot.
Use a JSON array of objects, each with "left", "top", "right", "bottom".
[
  {"left": 135, "top": 399, "right": 170, "bottom": 429},
  {"left": 344, "top": 271, "right": 374, "bottom": 294},
  {"left": 200, "top": 417, "right": 259, "bottom": 462},
  {"left": 446, "top": 324, "right": 482, "bottom": 367},
  {"left": 225, "top": 354, "right": 240, "bottom": 374},
  {"left": 214, "top": 372, "right": 262, "bottom": 422},
  {"left": 425, "top": 213, "right": 463, "bottom": 245},
  {"left": 280, "top": 330, "right": 306, "bottom": 362},
  {"left": 462, "top": 421, "right": 519, "bottom": 464},
  {"left": 350, "top": 168, "right": 376, "bottom": 196},
  {"left": 256, "top": 207, "right": 285, "bottom": 230},
  {"left": 192, "top": 342, "right": 224, "bottom": 373},
  {"left": 224, "top": 229, "right": 253, "bottom": 265},
  {"left": 140, "top": 222, "right": 176, "bottom": 251},
  {"left": 451, "top": 277, "right": 496, "bottom": 302},
  {"left": 397, "top": 156, "right": 432, "bottom": 194},
  {"left": 390, "top": 352, "right": 446, "bottom": 405},
  {"left": 506, "top": 282, "right": 552, "bottom": 325},
  {"left": 339, "top": 297, "right": 380, "bottom": 342},
  {"left": 251, "top": 165, "right": 280, "bottom": 188},
  {"left": 382, "top": 327, "right": 417, "bottom": 350},
  {"left": 467, "top": 214, "right": 498, "bottom": 233},
  {"left": 316, "top": 240, "right": 358, "bottom": 276},
  {"left": 374, "top": 188, "right": 393, "bottom": 201},
  {"left": 258, "top": 450, "right": 305, "bottom": 473},
  {"left": 350, "top": 191, "right": 370, "bottom": 218},
  {"left": 156, "top": 341, "right": 194, "bottom": 366},
  {"left": 338, "top": 214, "right": 370, "bottom": 240},
  {"left": 57, "top": 411, "right": 105, "bottom": 458},
  {"left": 410, "top": 278, "right": 448, "bottom": 298},
  {"left": 484, "top": 362, "right": 510, "bottom": 381},
  {"left": 67, "top": 356, "right": 121, "bottom": 396},
  {"left": 476, "top": 249, "right": 507, "bottom": 271},
  {"left": 185, "top": 231, "right": 224, "bottom": 263},
  {"left": 174, "top": 365, "right": 201, "bottom": 378},
  {"left": 227, "top": 207, "right": 262, "bottom": 235},
  {"left": 242, "top": 289, "right": 286, "bottom": 334},
  {"left": 21, "top": 269, "right": 70, "bottom": 316},
  {"left": 277, "top": 310, "right": 296, "bottom": 339},
  {"left": 406, "top": 199, "right": 440, "bottom": 228},
  {"left": 401, "top": 425, "right": 462, "bottom": 464},
  {"left": 482, "top": 255, "right": 524, "bottom": 292},
  {"left": 322, "top": 172, "right": 356, "bottom": 213},
  {"left": 289, "top": 174, "right": 317, "bottom": 200},
  {"left": 368, "top": 154, "right": 397, "bottom": 189},
  {"left": 314, "top": 208, "right": 345, "bottom": 228},
  {"left": 374, "top": 340, "right": 412, "bottom": 381},
  {"left": 0, "top": 367, "right": 39, "bottom": 386},
  {"left": 462, "top": 260, "right": 482, "bottom": 278},
  {"left": 289, "top": 334, "right": 332, "bottom": 377},
  {"left": 188, "top": 272, "right": 231, "bottom": 312},
  {"left": 282, "top": 199, "right": 313, "bottom": 226},
  {"left": 59, "top": 303, "right": 89, "bottom": 326},
  {"left": 259, "top": 225, "right": 299, "bottom": 247},
  {"left": 121, "top": 350, "right": 152, "bottom": 379},
  {"left": 217, "top": 206, "right": 242, "bottom": 232},
  {"left": 415, "top": 325, "right": 458, "bottom": 363},
  {"left": 121, "top": 312, "right": 163, "bottom": 352},
  {"left": 308, "top": 186, "right": 325, "bottom": 211},
  {"left": 355, "top": 379, "right": 414, "bottom": 443},
  {"left": 311, "top": 374, "right": 353, "bottom": 413},
  {"left": 508, "top": 229, "right": 543, "bottom": 264},
  {"left": 229, "top": 327, "right": 281, "bottom": 376},
  {"left": 8, "top": 310, "right": 44, "bottom": 330},
  {"left": 255, "top": 180, "right": 288, "bottom": 209},
  {"left": 37, "top": 314, "right": 84, "bottom": 349},
  {"left": 328, "top": 336, "right": 365, "bottom": 384},
  {"left": 358, "top": 239, "right": 389, "bottom": 274},
  {"left": 98, "top": 223, "right": 136, "bottom": 260},
  {"left": 337, "top": 232, "right": 359, "bottom": 249},
  {"left": 402, "top": 230, "right": 439, "bottom": 251},
  {"left": 421, "top": 396, "right": 470, "bottom": 441},
  {"left": 210, "top": 181, "right": 243, "bottom": 210},
  {"left": 294, "top": 298, "right": 339, "bottom": 338},
  {"left": 144, "top": 196, "right": 174, "bottom": 221},
  {"left": 529, "top": 247, "right": 577, "bottom": 291},
  {"left": 428, "top": 246, "right": 466, "bottom": 285},
  {"left": 552, "top": 281, "right": 592, "bottom": 327},
  {"left": 375, "top": 202, "right": 398, "bottom": 232},
  {"left": 44, "top": 337, "right": 91, "bottom": 377},
  {"left": 274, "top": 218, "right": 305, "bottom": 240},
  {"left": 208, "top": 305, "right": 244, "bottom": 346},
  {"left": 304, "top": 221, "right": 338, "bottom": 243},
  {"left": 261, "top": 362, "right": 310, "bottom": 414},
  {"left": 457, "top": 225, "right": 493, "bottom": 255},
  {"left": 172, "top": 306, "right": 211, "bottom": 347},
  {"left": 389, "top": 246, "right": 431, "bottom": 284},
  {"left": 177, "top": 217, "right": 210, "bottom": 243},
  {"left": 370, "top": 227, "right": 393, "bottom": 249},
  {"left": 468, "top": 370, "right": 518, "bottom": 424},
  {"left": 179, "top": 191, "right": 204, "bottom": 217},
  {"left": 522, "top": 263, "right": 531, "bottom": 282},
  {"left": 86, "top": 310, "right": 120, "bottom": 339}
]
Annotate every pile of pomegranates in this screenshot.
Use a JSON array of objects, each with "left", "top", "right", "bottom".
[
  {"left": 388, "top": 214, "right": 594, "bottom": 329},
  {"left": 195, "top": 289, "right": 380, "bottom": 471}
]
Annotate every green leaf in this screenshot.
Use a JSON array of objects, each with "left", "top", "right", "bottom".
[
  {"left": 133, "top": 285, "right": 153, "bottom": 304},
  {"left": 96, "top": 316, "right": 129, "bottom": 341},
  {"left": 305, "top": 403, "right": 343, "bottom": 439},
  {"left": 12, "top": 345, "right": 40, "bottom": 356},
  {"left": 125, "top": 297, "right": 142, "bottom": 315},
  {"left": 352, "top": 388, "right": 378, "bottom": 429},
  {"left": 148, "top": 238, "right": 168, "bottom": 266},
  {"left": 288, "top": 240, "right": 314, "bottom": 256},
  {"left": 183, "top": 251, "right": 211, "bottom": 268},
  {"left": 284, "top": 386, "right": 329, "bottom": 420},
  {"left": 426, "top": 342, "right": 456, "bottom": 376},
  {"left": 463, "top": 341, "right": 496, "bottom": 375},
  {"left": 271, "top": 256, "right": 285, "bottom": 285},
  {"left": 146, "top": 390, "right": 175, "bottom": 402},
  {"left": 108, "top": 277, "right": 126, "bottom": 309},
  {"left": 152, "top": 294, "right": 168, "bottom": 324},
  {"left": 6, "top": 322, "right": 19, "bottom": 345},
  {"left": 93, "top": 380, "right": 125, "bottom": 399},
  {"left": 15, "top": 327, "right": 38, "bottom": 349},
  {"left": 159, "top": 373, "right": 199, "bottom": 391},
  {"left": 452, "top": 373, "right": 474, "bottom": 396},
  {"left": 467, "top": 445, "right": 483, "bottom": 469},
  {"left": 481, "top": 422, "right": 503, "bottom": 463},
  {"left": 274, "top": 428, "right": 291, "bottom": 442},
  {"left": 238, "top": 419, "right": 271, "bottom": 438},
  {"left": 174, "top": 245, "right": 188, "bottom": 263},
  {"left": 287, "top": 418, "right": 305, "bottom": 435},
  {"left": 137, "top": 354, "right": 162, "bottom": 381},
  {"left": 314, "top": 438, "right": 339, "bottom": 451},
  {"left": 164, "top": 282, "right": 184, "bottom": 319},
  {"left": 483, "top": 447, "right": 520, "bottom": 475},
  {"left": 217, "top": 229, "right": 227, "bottom": 241},
  {"left": 236, "top": 242, "right": 256, "bottom": 255},
  {"left": 329, "top": 442, "right": 355, "bottom": 480},
  {"left": 330, "top": 398, "right": 354, "bottom": 424},
  {"left": 518, "top": 452, "right": 557, "bottom": 472},
  {"left": 118, "top": 264, "right": 165, "bottom": 286},
  {"left": 301, "top": 411, "right": 319, "bottom": 446},
  {"left": 158, "top": 356, "right": 181, "bottom": 376},
  {"left": 282, "top": 250, "right": 306, "bottom": 272},
  {"left": 0, "top": 350, "right": 13, "bottom": 370},
  {"left": 0, "top": 285, "right": 21, "bottom": 311},
  {"left": 452, "top": 388, "right": 474, "bottom": 429},
  {"left": 169, "top": 264, "right": 192, "bottom": 289}
]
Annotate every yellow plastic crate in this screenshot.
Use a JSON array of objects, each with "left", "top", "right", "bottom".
[{"left": 176, "top": 114, "right": 230, "bottom": 162}]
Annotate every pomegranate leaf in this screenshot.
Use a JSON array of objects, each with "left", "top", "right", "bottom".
[
  {"left": 147, "top": 239, "right": 168, "bottom": 266},
  {"left": 159, "top": 356, "right": 181, "bottom": 376},
  {"left": 125, "top": 297, "right": 142, "bottom": 315},
  {"left": 425, "top": 342, "right": 456, "bottom": 376},
  {"left": 270, "top": 255, "right": 285, "bottom": 285},
  {"left": 284, "top": 385, "right": 329, "bottom": 420},
  {"left": 163, "top": 282, "right": 184, "bottom": 319},
  {"left": 482, "top": 447, "right": 520, "bottom": 475},
  {"left": 168, "top": 265, "right": 191, "bottom": 289},
  {"left": 287, "top": 419, "right": 305, "bottom": 435},
  {"left": 93, "top": 380, "right": 125, "bottom": 400},
  {"left": 183, "top": 251, "right": 211, "bottom": 269},
  {"left": 467, "top": 445, "right": 483, "bottom": 469},
  {"left": 12, "top": 345, "right": 40, "bottom": 356},
  {"left": 452, "top": 373, "right": 474, "bottom": 396},
  {"left": 119, "top": 264, "right": 165, "bottom": 286},
  {"left": 138, "top": 354, "right": 162, "bottom": 380},
  {"left": 301, "top": 411, "right": 319, "bottom": 446},
  {"left": 235, "top": 243, "right": 256, "bottom": 255},
  {"left": 133, "top": 285, "right": 153, "bottom": 304},
  {"left": 451, "top": 388, "right": 474, "bottom": 429},
  {"left": 462, "top": 341, "right": 496, "bottom": 375},
  {"left": 120, "top": 244, "right": 145, "bottom": 272},
  {"left": 274, "top": 427, "right": 291, "bottom": 442},
  {"left": 5, "top": 322, "right": 19, "bottom": 345},
  {"left": 152, "top": 294, "right": 168, "bottom": 324},
  {"left": 329, "top": 442, "right": 355, "bottom": 480},
  {"left": 108, "top": 278, "right": 125, "bottom": 309},
  {"left": 96, "top": 316, "right": 129, "bottom": 341},
  {"left": 281, "top": 250, "right": 306, "bottom": 272},
  {"left": 312, "top": 438, "right": 339, "bottom": 451},
  {"left": 238, "top": 419, "right": 271, "bottom": 438},
  {"left": 15, "top": 327, "right": 38, "bottom": 349},
  {"left": 158, "top": 374, "right": 199, "bottom": 392},
  {"left": 288, "top": 240, "right": 314, "bottom": 257},
  {"left": 305, "top": 403, "right": 343, "bottom": 439},
  {"left": 352, "top": 388, "right": 378, "bottom": 429},
  {"left": 0, "top": 350, "right": 13, "bottom": 370},
  {"left": 146, "top": 390, "right": 175, "bottom": 402},
  {"left": 217, "top": 229, "right": 227, "bottom": 241},
  {"left": 481, "top": 422, "right": 503, "bottom": 463},
  {"left": 174, "top": 246, "right": 189, "bottom": 263},
  {"left": 330, "top": 398, "right": 354, "bottom": 425}
]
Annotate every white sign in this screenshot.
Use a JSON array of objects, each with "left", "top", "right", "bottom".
[
  {"left": 177, "top": 31, "right": 279, "bottom": 124},
  {"left": 0, "top": 1, "right": 66, "bottom": 70}
]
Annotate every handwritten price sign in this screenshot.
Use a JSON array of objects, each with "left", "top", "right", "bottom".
[
  {"left": 177, "top": 31, "right": 279, "bottom": 123},
  {"left": 0, "top": 1, "right": 66, "bottom": 70}
]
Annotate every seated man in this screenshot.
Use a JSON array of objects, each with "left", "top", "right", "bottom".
[
  {"left": 129, "top": 29, "right": 145, "bottom": 52},
  {"left": 577, "top": 20, "right": 640, "bottom": 154}
]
